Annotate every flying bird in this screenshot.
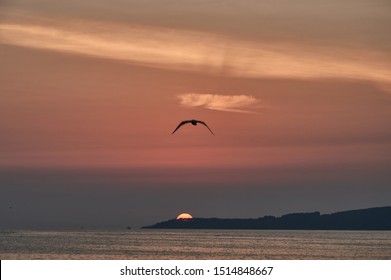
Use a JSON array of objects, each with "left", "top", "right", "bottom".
[{"left": 172, "top": 119, "right": 215, "bottom": 135}]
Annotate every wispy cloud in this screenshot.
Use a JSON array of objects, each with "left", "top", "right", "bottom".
[
  {"left": 1, "top": 17, "right": 391, "bottom": 87},
  {"left": 178, "top": 93, "right": 259, "bottom": 113}
]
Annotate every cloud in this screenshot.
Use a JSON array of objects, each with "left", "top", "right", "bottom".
[
  {"left": 1, "top": 16, "right": 390, "bottom": 87},
  {"left": 178, "top": 93, "right": 259, "bottom": 113}
]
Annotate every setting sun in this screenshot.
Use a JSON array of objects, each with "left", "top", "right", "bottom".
[{"left": 176, "top": 213, "right": 193, "bottom": 220}]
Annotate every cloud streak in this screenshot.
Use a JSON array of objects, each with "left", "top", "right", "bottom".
[
  {"left": 178, "top": 93, "right": 259, "bottom": 113},
  {"left": 1, "top": 16, "right": 390, "bottom": 87}
]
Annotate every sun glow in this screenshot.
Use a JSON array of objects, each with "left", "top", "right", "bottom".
[{"left": 176, "top": 213, "right": 193, "bottom": 220}]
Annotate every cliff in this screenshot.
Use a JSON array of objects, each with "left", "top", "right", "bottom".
[{"left": 142, "top": 206, "right": 391, "bottom": 230}]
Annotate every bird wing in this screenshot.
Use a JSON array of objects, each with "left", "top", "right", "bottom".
[
  {"left": 197, "top": 121, "right": 215, "bottom": 135},
  {"left": 172, "top": 120, "right": 192, "bottom": 134}
]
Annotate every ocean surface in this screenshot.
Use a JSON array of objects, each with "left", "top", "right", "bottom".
[{"left": 1, "top": 230, "right": 390, "bottom": 259}]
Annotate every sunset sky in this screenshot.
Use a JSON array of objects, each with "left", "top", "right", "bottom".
[{"left": 1, "top": 0, "right": 390, "bottom": 229}]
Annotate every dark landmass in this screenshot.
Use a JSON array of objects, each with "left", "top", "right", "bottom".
[{"left": 142, "top": 206, "right": 391, "bottom": 230}]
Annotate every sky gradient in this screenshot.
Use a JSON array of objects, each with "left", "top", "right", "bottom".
[{"left": 1, "top": 0, "right": 390, "bottom": 229}]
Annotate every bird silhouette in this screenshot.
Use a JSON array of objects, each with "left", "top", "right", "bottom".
[{"left": 172, "top": 119, "right": 214, "bottom": 135}]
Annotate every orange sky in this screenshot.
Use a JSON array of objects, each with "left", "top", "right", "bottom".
[{"left": 0, "top": 0, "right": 390, "bottom": 228}]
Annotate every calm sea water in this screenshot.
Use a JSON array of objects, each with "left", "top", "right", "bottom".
[{"left": 1, "top": 230, "right": 390, "bottom": 259}]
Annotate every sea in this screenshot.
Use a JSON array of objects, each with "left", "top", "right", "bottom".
[{"left": 1, "top": 229, "right": 390, "bottom": 259}]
